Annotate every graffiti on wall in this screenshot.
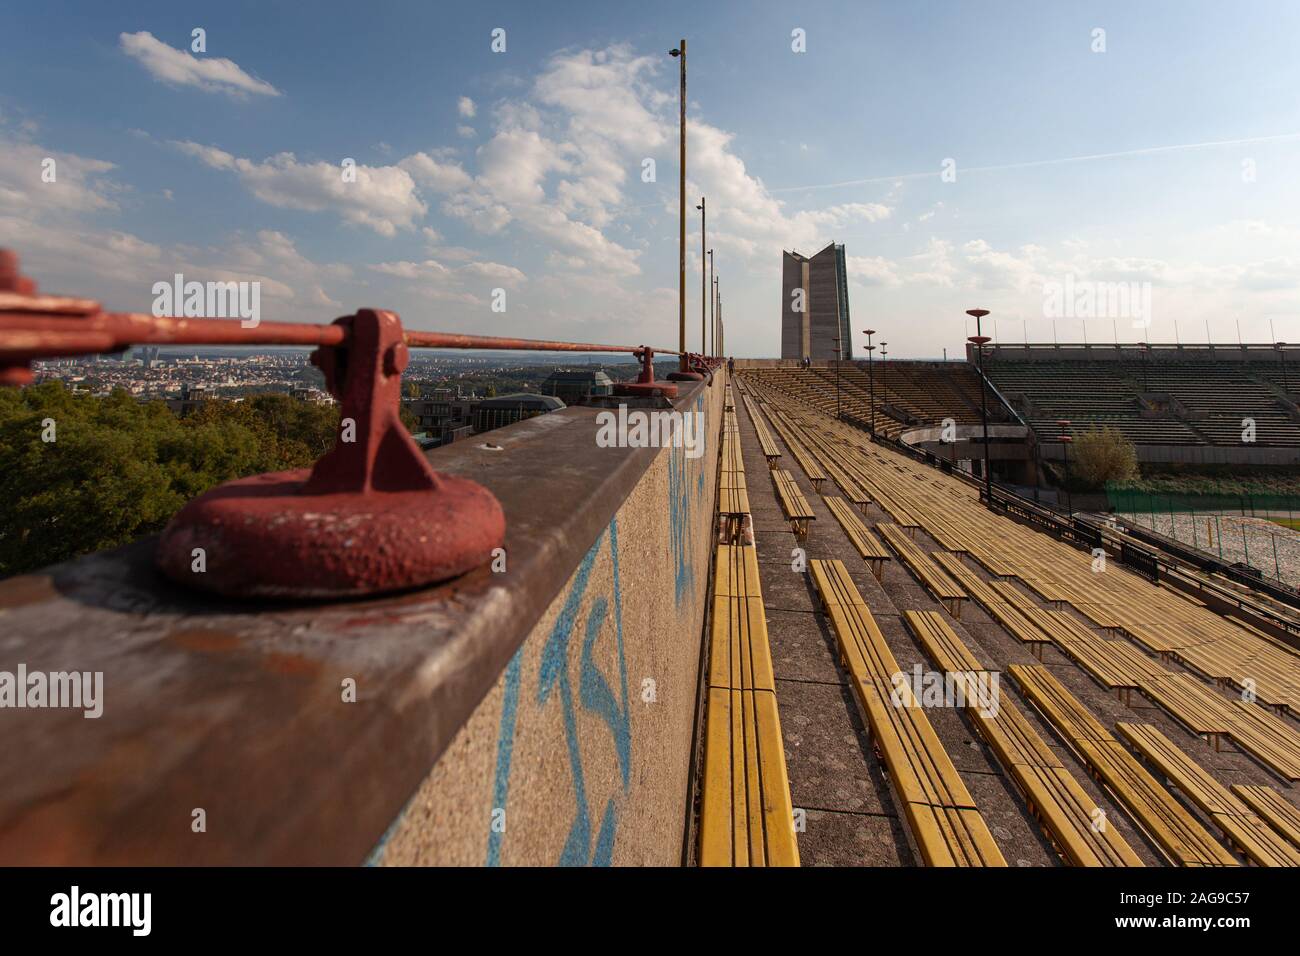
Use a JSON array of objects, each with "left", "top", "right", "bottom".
[
  {"left": 669, "top": 393, "right": 708, "bottom": 606},
  {"left": 485, "top": 395, "right": 709, "bottom": 865},
  {"left": 487, "top": 519, "right": 630, "bottom": 866}
]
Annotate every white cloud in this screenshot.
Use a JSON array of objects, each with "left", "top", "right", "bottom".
[
  {"left": 846, "top": 256, "right": 901, "bottom": 287},
  {"left": 475, "top": 127, "right": 570, "bottom": 204},
  {"left": 173, "top": 141, "right": 425, "bottom": 235},
  {"left": 370, "top": 259, "right": 453, "bottom": 280},
  {"left": 457, "top": 96, "right": 476, "bottom": 118},
  {"left": 685, "top": 121, "right": 892, "bottom": 263},
  {"left": 0, "top": 218, "right": 346, "bottom": 321},
  {"left": 398, "top": 152, "right": 473, "bottom": 193},
  {"left": 0, "top": 138, "right": 120, "bottom": 215},
  {"left": 119, "top": 31, "right": 280, "bottom": 98},
  {"left": 458, "top": 260, "right": 527, "bottom": 284},
  {"left": 370, "top": 257, "right": 525, "bottom": 286}
]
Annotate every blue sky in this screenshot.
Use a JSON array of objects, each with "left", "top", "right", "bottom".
[{"left": 3, "top": 1, "right": 1300, "bottom": 356}]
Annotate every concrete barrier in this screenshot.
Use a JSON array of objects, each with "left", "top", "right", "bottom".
[
  {"left": 0, "top": 374, "right": 725, "bottom": 866},
  {"left": 372, "top": 378, "right": 725, "bottom": 865}
]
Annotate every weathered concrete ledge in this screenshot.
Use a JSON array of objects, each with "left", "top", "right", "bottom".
[{"left": 0, "top": 374, "right": 724, "bottom": 865}]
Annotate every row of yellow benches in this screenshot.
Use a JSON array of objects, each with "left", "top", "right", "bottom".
[{"left": 699, "top": 386, "right": 799, "bottom": 866}]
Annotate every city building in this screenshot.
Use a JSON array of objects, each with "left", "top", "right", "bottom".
[
  {"left": 780, "top": 241, "right": 852, "bottom": 362},
  {"left": 541, "top": 368, "right": 614, "bottom": 405},
  {"left": 402, "top": 387, "right": 479, "bottom": 447},
  {"left": 165, "top": 382, "right": 209, "bottom": 418},
  {"left": 472, "top": 393, "right": 565, "bottom": 433}
]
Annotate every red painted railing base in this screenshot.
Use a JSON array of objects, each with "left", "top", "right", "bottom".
[
  {"left": 667, "top": 352, "right": 711, "bottom": 383},
  {"left": 157, "top": 467, "right": 504, "bottom": 598},
  {"left": 613, "top": 345, "right": 678, "bottom": 399},
  {"left": 155, "top": 308, "right": 505, "bottom": 598}
]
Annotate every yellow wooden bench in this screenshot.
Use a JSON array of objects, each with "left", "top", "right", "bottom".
[
  {"left": 1134, "top": 673, "right": 1300, "bottom": 781},
  {"left": 824, "top": 495, "right": 891, "bottom": 581},
  {"left": 700, "top": 543, "right": 799, "bottom": 866},
  {"left": 717, "top": 469, "right": 750, "bottom": 517},
  {"left": 809, "top": 560, "right": 1006, "bottom": 866},
  {"left": 743, "top": 399, "right": 783, "bottom": 466},
  {"left": 767, "top": 415, "right": 828, "bottom": 491},
  {"left": 878, "top": 523, "right": 966, "bottom": 618},
  {"left": 1231, "top": 785, "right": 1300, "bottom": 848},
  {"left": 772, "top": 468, "right": 815, "bottom": 538},
  {"left": 903, "top": 610, "right": 986, "bottom": 674},
  {"left": 1137, "top": 673, "right": 1237, "bottom": 741},
  {"left": 1118, "top": 723, "right": 1300, "bottom": 866},
  {"left": 1022, "top": 608, "right": 1152, "bottom": 703},
  {"left": 1227, "top": 701, "right": 1300, "bottom": 782},
  {"left": 966, "top": 545, "right": 1021, "bottom": 580},
  {"left": 901, "top": 612, "right": 1144, "bottom": 866},
  {"left": 1009, "top": 665, "right": 1239, "bottom": 866},
  {"left": 931, "top": 553, "right": 1053, "bottom": 657}
]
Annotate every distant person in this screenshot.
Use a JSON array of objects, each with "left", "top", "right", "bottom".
[{"left": 727, "top": 357, "right": 734, "bottom": 374}]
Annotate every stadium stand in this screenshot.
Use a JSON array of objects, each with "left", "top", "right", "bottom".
[
  {"left": 982, "top": 349, "right": 1300, "bottom": 452},
  {"left": 735, "top": 367, "right": 1300, "bottom": 866},
  {"left": 1008, "top": 664, "right": 1239, "bottom": 866}
]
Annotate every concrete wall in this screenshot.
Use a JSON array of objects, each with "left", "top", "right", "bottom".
[
  {"left": 781, "top": 253, "right": 809, "bottom": 360},
  {"left": 371, "top": 377, "right": 726, "bottom": 866},
  {"left": 807, "top": 243, "right": 841, "bottom": 362},
  {"left": 974, "top": 342, "right": 1298, "bottom": 364}
]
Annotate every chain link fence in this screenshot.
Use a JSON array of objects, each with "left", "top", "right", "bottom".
[{"left": 1106, "top": 488, "right": 1300, "bottom": 586}]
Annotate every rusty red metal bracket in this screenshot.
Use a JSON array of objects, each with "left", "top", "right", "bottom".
[
  {"left": 612, "top": 345, "right": 678, "bottom": 398},
  {"left": 156, "top": 308, "right": 507, "bottom": 598},
  {"left": 0, "top": 250, "right": 683, "bottom": 598}
]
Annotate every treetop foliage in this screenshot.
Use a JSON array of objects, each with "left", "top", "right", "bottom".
[{"left": 0, "top": 383, "right": 344, "bottom": 576}]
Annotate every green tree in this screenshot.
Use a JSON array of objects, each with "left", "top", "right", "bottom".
[
  {"left": 1069, "top": 425, "right": 1139, "bottom": 489},
  {"left": 0, "top": 384, "right": 186, "bottom": 573},
  {"left": 0, "top": 383, "right": 382, "bottom": 576}
]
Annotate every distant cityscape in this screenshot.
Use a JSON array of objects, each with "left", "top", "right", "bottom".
[{"left": 31, "top": 348, "right": 678, "bottom": 446}]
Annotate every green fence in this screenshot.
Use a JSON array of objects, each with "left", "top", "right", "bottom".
[
  {"left": 1105, "top": 487, "right": 1300, "bottom": 584},
  {"left": 1106, "top": 488, "right": 1300, "bottom": 520}
]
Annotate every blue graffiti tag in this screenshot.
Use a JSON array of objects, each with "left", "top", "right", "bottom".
[
  {"left": 668, "top": 444, "right": 694, "bottom": 605},
  {"left": 487, "top": 517, "right": 630, "bottom": 866}
]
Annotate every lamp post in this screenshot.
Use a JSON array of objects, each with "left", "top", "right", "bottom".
[
  {"left": 1058, "top": 419, "right": 1073, "bottom": 516},
  {"left": 713, "top": 272, "right": 719, "bottom": 357},
  {"left": 863, "top": 328, "right": 877, "bottom": 438},
  {"left": 967, "top": 308, "right": 992, "bottom": 504},
  {"left": 1278, "top": 341, "right": 1289, "bottom": 394},
  {"left": 669, "top": 41, "right": 686, "bottom": 371},
  {"left": 880, "top": 343, "right": 889, "bottom": 402},
  {"left": 708, "top": 248, "right": 715, "bottom": 356},
  {"left": 697, "top": 197, "right": 706, "bottom": 355},
  {"left": 717, "top": 285, "right": 723, "bottom": 357}
]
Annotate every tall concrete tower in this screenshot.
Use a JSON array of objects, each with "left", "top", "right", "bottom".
[{"left": 780, "top": 242, "right": 851, "bottom": 361}]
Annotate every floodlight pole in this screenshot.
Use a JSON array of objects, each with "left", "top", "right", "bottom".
[
  {"left": 863, "top": 329, "right": 876, "bottom": 438},
  {"left": 968, "top": 308, "right": 992, "bottom": 504}
]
